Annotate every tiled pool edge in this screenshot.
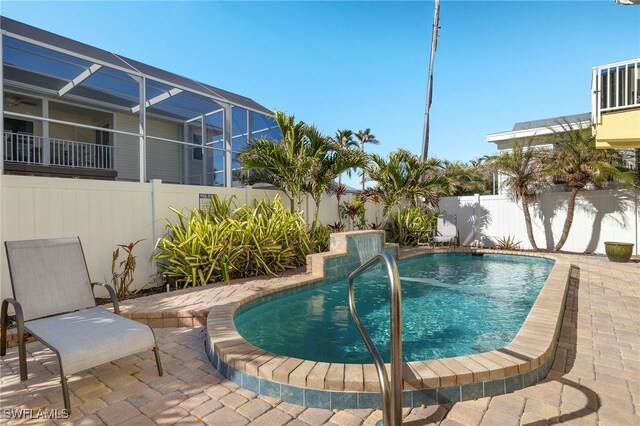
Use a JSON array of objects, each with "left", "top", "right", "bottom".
[
  {"left": 205, "top": 235, "right": 574, "bottom": 409},
  {"left": 204, "top": 334, "right": 560, "bottom": 409}
]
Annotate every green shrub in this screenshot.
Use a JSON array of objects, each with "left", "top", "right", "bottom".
[
  {"left": 385, "top": 206, "right": 438, "bottom": 246},
  {"left": 494, "top": 235, "right": 521, "bottom": 250},
  {"left": 310, "top": 224, "right": 331, "bottom": 253},
  {"left": 154, "top": 195, "right": 312, "bottom": 287}
]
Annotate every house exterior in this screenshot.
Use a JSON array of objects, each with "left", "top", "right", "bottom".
[
  {"left": 591, "top": 58, "right": 640, "bottom": 149},
  {"left": 486, "top": 113, "right": 588, "bottom": 195},
  {"left": 1, "top": 17, "right": 281, "bottom": 186},
  {"left": 487, "top": 58, "right": 640, "bottom": 194},
  {"left": 486, "top": 112, "right": 592, "bottom": 153}
]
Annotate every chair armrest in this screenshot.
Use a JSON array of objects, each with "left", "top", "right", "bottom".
[
  {"left": 1, "top": 298, "right": 24, "bottom": 356},
  {"left": 91, "top": 283, "right": 120, "bottom": 314}
]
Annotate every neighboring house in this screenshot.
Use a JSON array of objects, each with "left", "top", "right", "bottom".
[
  {"left": 0, "top": 17, "right": 281, "bottom": 186},
  {"left": 486, "top": 57, "right": 640, "bottom": 194},
  {"left": 591, "top": 58, "right": 640, "bottom": 149},
  {"left": 486, "top": 113, "right": 636, "bottom": 194},
  {"left": 487, "top": 112, "right": 592, "bottom": 153},
  {"left": 486, "top": 113, "right": 589, "bottom": 195}
]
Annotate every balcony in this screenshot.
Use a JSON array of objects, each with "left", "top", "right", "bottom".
[
  {"left": 3, "top": 132, "right": 117, "bottom": 179},
  {"left": 592, "top": 58, "right": 640, "bottom": 149}
]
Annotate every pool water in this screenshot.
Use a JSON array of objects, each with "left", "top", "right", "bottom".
[{"left": 234, "top": 254, "right": 554, "bottom": 363}]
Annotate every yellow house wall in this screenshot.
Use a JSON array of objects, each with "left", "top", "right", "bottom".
[{"left": 595, "top": 109, "right": 640, "bottom": 148}]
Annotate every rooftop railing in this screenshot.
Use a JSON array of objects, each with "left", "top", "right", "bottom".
[
  {"left": 3, "top": 132, "right": 115, "bottom": 170},
  {"left": 592, "top": 58, "right": 640, "bottom": 124}
]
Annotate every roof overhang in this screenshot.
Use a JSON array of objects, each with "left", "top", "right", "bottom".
[{"left": 486, "top": 120, "right": 592, "bottom": 143}]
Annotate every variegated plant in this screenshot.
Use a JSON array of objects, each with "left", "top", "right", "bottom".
[{"left": 154, "top": 195, "right": 313, "bottom": 287}]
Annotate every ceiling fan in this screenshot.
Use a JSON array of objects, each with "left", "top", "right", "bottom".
[{"left": 4, "top": 95, "right": 38, "bottom": 107}]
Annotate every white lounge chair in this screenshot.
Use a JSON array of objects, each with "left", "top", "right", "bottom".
[
  {"left": 431, "top": 213, "right": 459, "bottom": 248},
  {"left": 0, "top": 237, "right": 163, "bottom": 413}
]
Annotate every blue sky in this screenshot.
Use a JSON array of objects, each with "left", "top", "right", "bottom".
[{"left": 3, "top": 1, "right": 639, "bottom": 187}]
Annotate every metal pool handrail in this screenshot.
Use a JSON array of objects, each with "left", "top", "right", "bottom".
[{"left": 348, "top": 251, "right": 402, "bottom": 426}]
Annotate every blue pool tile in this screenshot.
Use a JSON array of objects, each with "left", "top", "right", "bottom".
[
  {"left": 523, "top": 369, "right": 538, "bottom": 387},
  {"left": 330, "top": 392, "right": 358, "bottom": 409},
  {"left": 219, "top": 360, "right": 228, "bottom": 378},
  {"left": 358, "top": 392, "right": 382, "bottom": 409},
  {"left": 228, "top": 367, "right": 241, "bottom": 385},
  {"left": 259, "top": 379, "right": 281, "bottom": 399},
  {"left": 242, "top": 373, "right": 259, "bottom": 394},
  {"left": 505, "top": 374, "right": 524, "bottom": 393},
  {"left": 281, "top": 384, "right": 304, "bottom": 406},
  {"left": 412, "top": 389, "right": 437, "bottom": 406},
  {"left": 305, "top": 389, "right": 330, "bottom": 409},
  {"left": 438, "top": 386, "right": 461, "bottom": 404},
  {"left": 484, "top": 379, "right": 505, "bottom": 397},
  {"left": 402, "top": 391, "right": 412, "bottom": 407},
  {"left": 461, "top": 382, "right": 484, "bottom": 401}
]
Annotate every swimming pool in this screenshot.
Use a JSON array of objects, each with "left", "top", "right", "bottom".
[
  {"left": 234, "top": 253, "right": 554, "bottom": 363},
  {"left": 206, "top": 231, "right": 572, "bottom": 409}
]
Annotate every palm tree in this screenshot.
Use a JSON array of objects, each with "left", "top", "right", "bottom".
[
  {"left": 331, "top": 129, "right": 358, "bottom": 185},
  {"left": 443, "top": 160, "right": 492, "bottom": 196},
  {"left": 354, "top": 129, "right": 380, "bottom": 190},
  {"left": 239, "top": 111, "right": 311, "bottom": 212},
  {"left": 487, "top": 141, "right": 550, "bottom": 251},
  {"left": 304, "top": 126, "right": 366, "bottom": 229},
  {"left": 367, "top": 149, "right": 448, "bottom": 217},
  {"left": 548, "top": 121, "right": 633, "bottom": 251}
]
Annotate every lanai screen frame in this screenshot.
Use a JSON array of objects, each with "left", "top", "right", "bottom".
[{"left": 0, "top": 16, "right": 279, "bottom": 186}]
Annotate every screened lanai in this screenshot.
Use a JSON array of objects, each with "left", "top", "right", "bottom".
[{"left": 0, "top": 16, "right": 280, "bottom": 186}]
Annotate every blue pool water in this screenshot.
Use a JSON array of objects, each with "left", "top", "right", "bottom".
[{"left": 234, "top": 254, "right": 554, "bottom": 363}]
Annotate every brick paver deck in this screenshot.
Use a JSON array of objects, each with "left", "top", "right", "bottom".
[{"left": 0, "top": 253, "right": 638, "bottom": 425}]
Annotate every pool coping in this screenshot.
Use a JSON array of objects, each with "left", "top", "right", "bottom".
[{"left": 205, "top": 233, "right": 574, "bottom": 409}]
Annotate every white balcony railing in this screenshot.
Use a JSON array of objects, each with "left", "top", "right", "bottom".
[
  {"left": 3, "top": 132, "right": 115, "bottom": 170},
  {"left": 592, "top": 58, "right": 640, "bottom": 124}
]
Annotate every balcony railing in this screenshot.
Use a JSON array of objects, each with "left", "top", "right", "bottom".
[
  {"left": 3, "top": 132, "right": 115, "bottom": 170},
  {"left": 592, "top": 58, "right": 640, "bottom": 124}
]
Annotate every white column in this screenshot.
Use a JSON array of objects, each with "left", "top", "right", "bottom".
[
  {"left": 201, "top": 115, "right": 206, "bottom": 186},
  {"left": 223, "top": 104, "right": 232, "bottom": 188},
  {"left": 138, "top": 76, "right": 147, "bottom": 183},
  {"left": 182, "top": 122, "right": 189, "bottom": 184}
]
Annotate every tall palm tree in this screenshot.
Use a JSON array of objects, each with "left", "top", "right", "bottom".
[
  {"left": 355, "top": 129, "right": 380, "bottom": 190},
  {"left": 548, "top": 121, "right": 633, "bottom": 251},
  {"left": 487, "top": 141, "right": 550, "bottom": 251},
  {"left": 304, "top": 126, "right": 366, "bottom": 229},
  {"left": 239, "top": 111, "right": 311, "bottom": 212},
  {"left": 331, "top": 129, "right": 358, "bottom": 185}
]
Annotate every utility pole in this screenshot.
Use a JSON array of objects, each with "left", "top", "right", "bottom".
[{"left": 421, "top": 0, "right": 441, "bottom": 161}]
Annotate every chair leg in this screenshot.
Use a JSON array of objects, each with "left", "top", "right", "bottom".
[
  {"left": 1, "top": 299, "right": 28, "bottom": 381},
  {"left": 154, "top": 347, "right": 163, "bottom": 376},
  {"left": 60, "top": 373, "right": 71, "bottom": 413},
  {"left": 16, "top": 329, "right": 27, "bottom": 382},
  {"left": 0, "top": 300, "right": 8, "bottom": 357}
]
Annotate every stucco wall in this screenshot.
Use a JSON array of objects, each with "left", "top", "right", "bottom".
[{"left": 596, "top": 109, "right": 640, "bottom": 148}]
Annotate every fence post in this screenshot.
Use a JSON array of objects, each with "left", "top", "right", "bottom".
[
  {"left": 474, "top": 193, "right": 480, "bottom": 243},
  {"left": 150, "top": 179, "right": 163, "bottom": 278}
]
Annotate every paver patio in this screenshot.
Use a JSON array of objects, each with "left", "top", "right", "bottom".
[{"left": 0, "top": 253, "right": 638, "bottom": 425}]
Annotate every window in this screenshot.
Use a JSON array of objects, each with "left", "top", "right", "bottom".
[{"left": 192, "top": 134, "right": 203, "bottom": 161}]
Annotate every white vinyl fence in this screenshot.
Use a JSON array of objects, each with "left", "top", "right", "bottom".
[
  {"left": 0, "top": 175, "right": 381, "bottom": 299},
  {"left": 439, "top": 190, "right": 639, "bottom": 255}
]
